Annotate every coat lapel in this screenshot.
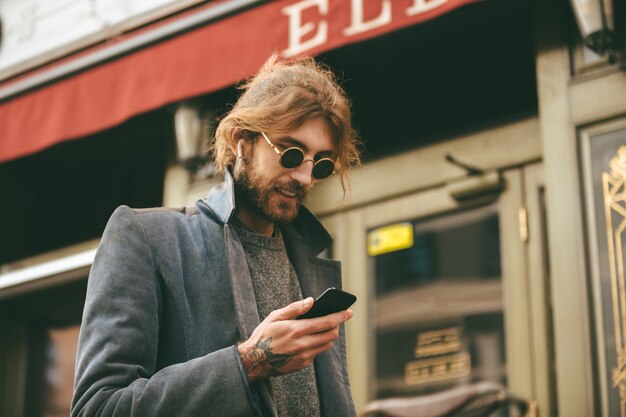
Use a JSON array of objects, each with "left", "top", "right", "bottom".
[
  {"left": 282, "top": 225, "right": 355, "bottom": 417},
  {"left": 199, "top": 171, "right": 260, "bottom": 340},
  {"left": 223, "top": 224, "right": 260, "bottom": 339},
  {"left": 281, "top": 224, "right": 340, "bottom": 298}
]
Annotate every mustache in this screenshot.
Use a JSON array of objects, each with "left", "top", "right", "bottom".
[{"left": 275, "top": 180, "right": 307, "bottom": 196}]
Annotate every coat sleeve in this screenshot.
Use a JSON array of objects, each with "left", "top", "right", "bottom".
[{"left": 71, "top": 206, "right": 257, "bottom": 417}]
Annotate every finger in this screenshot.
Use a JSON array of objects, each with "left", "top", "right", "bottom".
[
  {"left": 270, "top": 297, "right": 314, "bottom": 321},
  {"left": 309, "top": 341, "right": 333, "bottom": 356},
  {"left": 299, "top": 342, "right": 334, "bottom": 365},
  {"left": 300, "top": 309, "right": 352, "bottom": 333},
  {"left": 296, "top": 327, "right": 340, "bottom": 350},
  {"left": 284, "top": 341, "right": 334, "bottom": 372}
]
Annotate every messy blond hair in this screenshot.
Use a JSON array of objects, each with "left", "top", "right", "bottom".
[{"left": 211, "top": 55, "right": 361, "bottom": 195}]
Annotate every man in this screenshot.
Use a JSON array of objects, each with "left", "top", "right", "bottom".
[{"left": 71, "top": 56, "right": 362, "bottom": 417}]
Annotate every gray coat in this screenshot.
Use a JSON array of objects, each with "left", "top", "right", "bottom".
[{"left": 71, "top": 171, "right": 356, "bottom": 417}]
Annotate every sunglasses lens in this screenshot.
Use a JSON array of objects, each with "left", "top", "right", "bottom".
[
  {"left": 280, "top": 148, "right": 304, "bottom": 169},
  {"left": 312, "top": 159, "right": 335, "bottom": 179}
]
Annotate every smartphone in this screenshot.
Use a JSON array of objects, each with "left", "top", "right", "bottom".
[{"left": 298, "top": 288, "right": 357, "bottom": 319}]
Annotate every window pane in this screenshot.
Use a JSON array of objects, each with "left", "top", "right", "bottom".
[{"left": 369, "top": 204, "right": 506, "bottom": 399}]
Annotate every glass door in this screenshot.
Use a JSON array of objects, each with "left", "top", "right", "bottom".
[
  {"left": 323, "top": 163, "right": 554, "bottom": 416},
  {"left": 369, "top": 204, "right": 505, "bottom": 398}
]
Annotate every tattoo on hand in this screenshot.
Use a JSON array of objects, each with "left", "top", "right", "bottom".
[{"left": 240, "top": 337, "right": 293, "bottom": 381}]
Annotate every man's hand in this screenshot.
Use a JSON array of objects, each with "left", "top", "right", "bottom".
[{"left": 237, "top": 297, "right": 353, "bottom": 382}]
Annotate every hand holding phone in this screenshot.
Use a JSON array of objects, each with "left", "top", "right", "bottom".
[{"left": 298, "top": 288, "right": 357, "bottom": 319}]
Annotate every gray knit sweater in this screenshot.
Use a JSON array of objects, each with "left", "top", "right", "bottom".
[{"left": 233, "top": 219, "right": 321, "bottom": 417}]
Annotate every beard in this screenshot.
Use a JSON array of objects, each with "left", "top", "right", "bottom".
[{"left": 233, "top": 162, "right": 307, "bottom": 224}]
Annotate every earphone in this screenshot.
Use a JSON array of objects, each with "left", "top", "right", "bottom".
[{"left": 237, "top": 140, "right": 244, "bottom": 160}]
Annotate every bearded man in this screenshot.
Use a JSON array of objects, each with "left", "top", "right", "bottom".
[{"left": 71, "top": 56, "right": 362, "bottom": 417}]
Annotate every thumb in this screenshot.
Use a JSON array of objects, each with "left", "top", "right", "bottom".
[{"left": 272, "top": 297, "right": 314, "bottom": 321}]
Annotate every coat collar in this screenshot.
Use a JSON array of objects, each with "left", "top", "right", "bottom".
[{"left": 197, "top": 169, "right": 333, "bottom": 256}]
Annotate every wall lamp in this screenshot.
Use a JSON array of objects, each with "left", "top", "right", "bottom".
[
  {"left": 569, "top": 0, "right": 615, "bottom": 55},
  {"left": 174, "top": 103, "right": 214, "bottom": 175}
]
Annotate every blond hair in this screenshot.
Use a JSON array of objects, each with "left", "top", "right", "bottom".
[{"left": 211, "top": 55, "right": 361, "bottom": 195}]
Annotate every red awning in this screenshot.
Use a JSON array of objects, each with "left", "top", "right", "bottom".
[{"left": 0, "top": 0, "right": 477, "bottom": 163}]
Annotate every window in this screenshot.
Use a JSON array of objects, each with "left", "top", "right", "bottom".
[{"left": 368, "top": 205, "right": 506, "bottom": 398}]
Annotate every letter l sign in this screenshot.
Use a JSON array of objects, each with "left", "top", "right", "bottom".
[{"left": 344, "top": 0, "right": 392, "bottom": 37}]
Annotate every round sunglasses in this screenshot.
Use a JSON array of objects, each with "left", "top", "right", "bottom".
[{"left": 261, "top": 132, "right": 335, "bottom": 180}]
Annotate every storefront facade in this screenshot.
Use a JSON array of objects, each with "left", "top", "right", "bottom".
[{"left": 0, "top": 0, "right": 624, "bottom": 416}]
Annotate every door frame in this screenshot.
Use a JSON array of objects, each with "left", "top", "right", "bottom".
[{"left": 320, "top": 162, "right": 553, "bottom": 416}]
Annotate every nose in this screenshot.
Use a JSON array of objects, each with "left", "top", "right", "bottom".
[{"left": 289, "top": 160, "right": 315, "bottom": 188}]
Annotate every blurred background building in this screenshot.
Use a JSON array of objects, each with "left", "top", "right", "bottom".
[{"left": 0, "top": 0, "right": 624, "bottom": 416}]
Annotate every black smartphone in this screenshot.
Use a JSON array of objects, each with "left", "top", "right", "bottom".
[{"left": 298, "top": 288, "right": 357, "bottom": 319}]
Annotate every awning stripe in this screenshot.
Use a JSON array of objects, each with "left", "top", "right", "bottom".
[{"left": 0, "top": 0, "right": 478, "bottom": 163}]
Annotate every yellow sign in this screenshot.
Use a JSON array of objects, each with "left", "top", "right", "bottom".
[
  {"left": 367, "top": 223, "right": 414, "bottom": 256},
  {"left": 405, "top": 352, "right": 471, "bottom": 386}
]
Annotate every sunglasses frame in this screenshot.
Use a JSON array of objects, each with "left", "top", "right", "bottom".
[{"left": 260, "top": 132, "right": 335, "bottom": 180}]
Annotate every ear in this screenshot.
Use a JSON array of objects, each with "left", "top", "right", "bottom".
[{"left": 228, "top": 129, "right": 240, "bottom": 155}]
